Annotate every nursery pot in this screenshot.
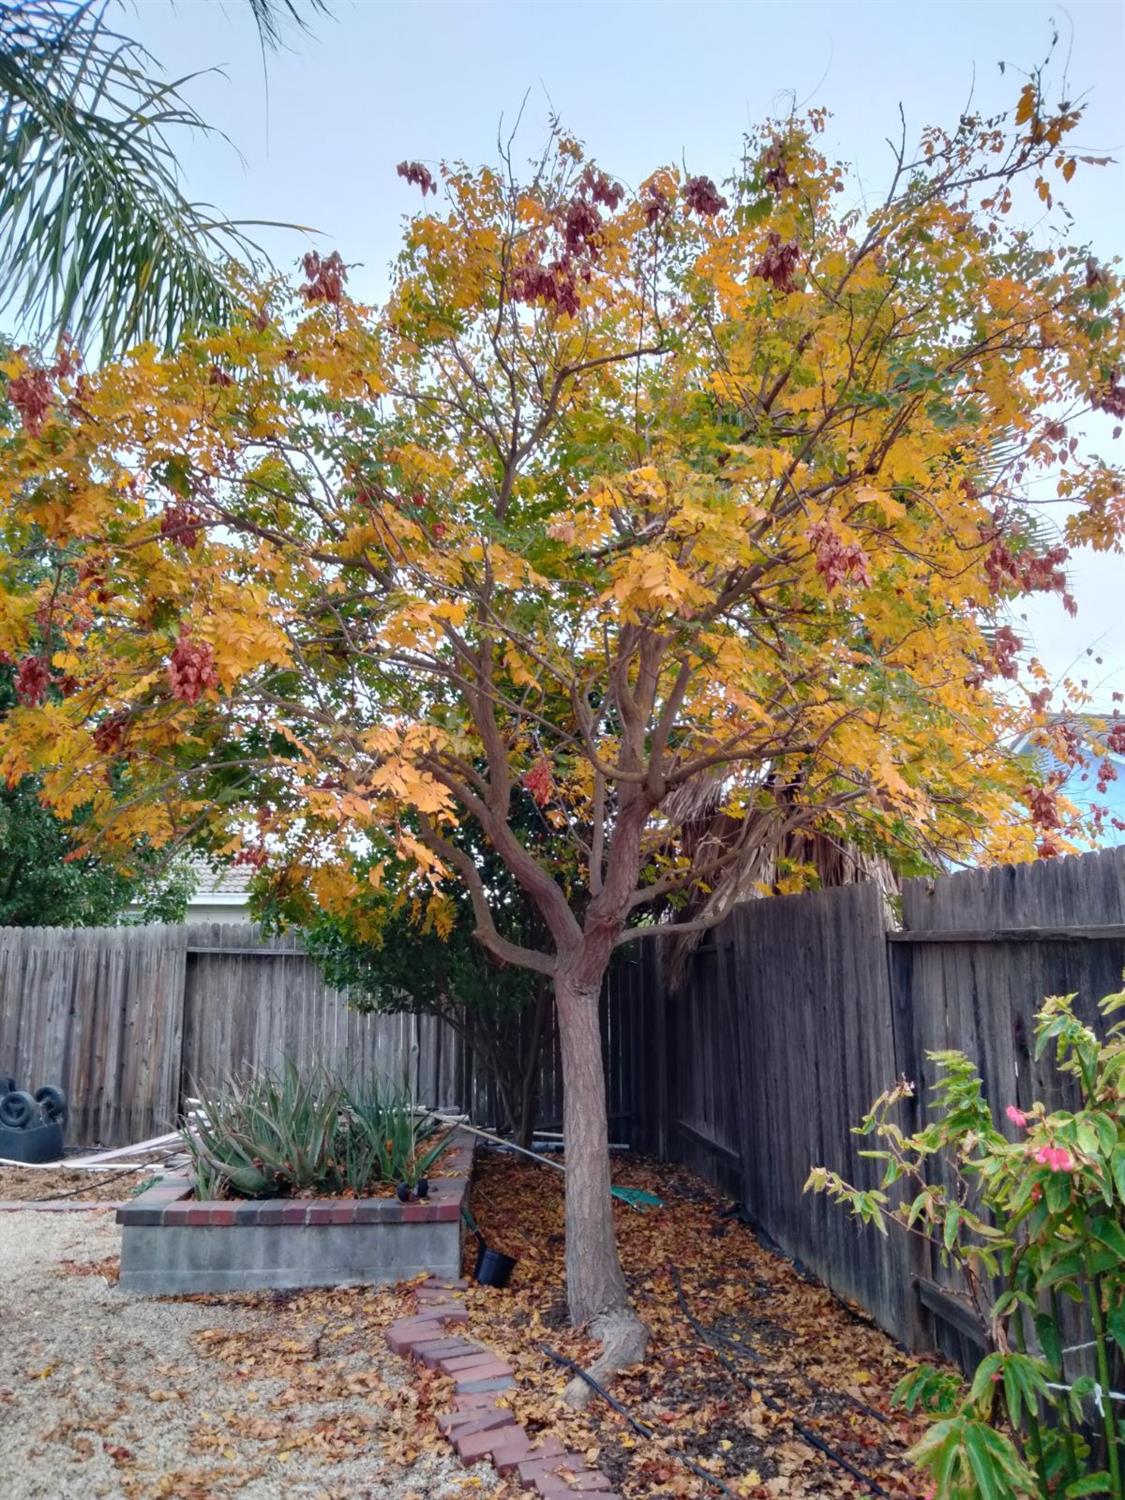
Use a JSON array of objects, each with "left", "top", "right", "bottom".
[
  {"left": 0, "top": 1120, "right": 64, "bottom": 1164},
  {"left": 472, "top": 1231, "right": 517, "bottom": 1289}
]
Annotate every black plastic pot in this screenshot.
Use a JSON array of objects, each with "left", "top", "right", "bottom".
[
  {"left": 472, "top": 1231, "right": 517, "bottom": 1289},
  {"left": 0, "top": 1121, "right": 64, "bottom": 1164}
]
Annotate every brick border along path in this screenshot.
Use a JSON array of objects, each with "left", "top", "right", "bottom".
[{"left": 386, "top": 1278, "right": 621, "bottom": 1498}]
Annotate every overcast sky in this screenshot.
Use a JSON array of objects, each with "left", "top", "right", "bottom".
[{"left": 124, "top": 0, "right": 1125, "bottom": 700}]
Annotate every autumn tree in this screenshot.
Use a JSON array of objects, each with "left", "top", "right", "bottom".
[
  {"left": 1, "top": 76, "right": 1123, "bottom": 1392},
  {"left": 0, "top": 659, "right": 195, "bottom": 924}
]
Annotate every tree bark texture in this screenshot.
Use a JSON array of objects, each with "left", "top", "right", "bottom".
[{"left": 555, "top": 969, "right": 628, "bottom": 1324}]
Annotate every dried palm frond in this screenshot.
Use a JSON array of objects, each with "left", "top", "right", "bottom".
[{"left": 652, "top": 771, "right": 897, "bottom": 991}]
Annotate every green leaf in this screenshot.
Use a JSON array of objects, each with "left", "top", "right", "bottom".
[
  {"left": 1090, "top": 1215, "right": 1125, "bottom": 1261},
  {"left": 1003, "top": 1363, "right": 1023, "bottom": 1429},
  {"left": 1064, "top": 1474, "right": 1114, "bottom": 1496},
  {"left": 1111, "top": 1146, "right": 1125, "bottom": 1206},
  {"left": 969, "top": 1353, "right": 1004, "bottom": 1405},
  {"left": 944, "top": 1204, "right": 961, "bottom": 1253},
  {"left": 1035, "top": 1311, "right": 1063, "bottom": 1372},
  {"left": 963, "top": 1422, "right": 1011, "bottom": 1500}
]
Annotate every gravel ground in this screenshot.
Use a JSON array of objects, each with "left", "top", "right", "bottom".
[{"left": 0, "top": 1210, "right": 499, "bottom": 1499}]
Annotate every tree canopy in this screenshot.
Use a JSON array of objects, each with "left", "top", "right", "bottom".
[
  {"left": 0, "top": 76, "right": 1122, "bottom": 1374},
  {"left": 0, "top": 648, "right": 193, "bottom": 926}
]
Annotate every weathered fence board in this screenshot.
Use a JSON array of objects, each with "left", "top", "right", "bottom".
[
  {"left": 722, "top": 882, "right": 910, "bottom": 1342},
  {"left": 891, "top": 848, "right": 1125, "bottom": 1366},
  {"left": 0, "top": 925, "right": 187, "bottom": 1145},
  {"left": 180, "top": 924, "right": 442, "bottom": 1105},
  {"left": 658, "top": 846, "right": 1125, "bottom": 1359}
]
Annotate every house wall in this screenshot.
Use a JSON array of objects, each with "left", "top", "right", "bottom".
[{"left": 183, "top": 901, "right": 249, "bottom": 925}]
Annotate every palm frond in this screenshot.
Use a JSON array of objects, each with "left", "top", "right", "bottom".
[
  {"left": 0, "top": 1, "right": 321, "bottom": 355},
  {"left": 245, "top": 0, "right": 330, "bottom": 49}
]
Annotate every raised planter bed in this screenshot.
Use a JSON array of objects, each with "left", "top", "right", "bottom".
[{"left": 117, "top": 1131, "right": 472, "bottom": 1293}]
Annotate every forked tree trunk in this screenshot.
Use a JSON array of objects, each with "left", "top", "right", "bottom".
[{"left": 555, "top": 960, "right": 648, "bottom": 1404}]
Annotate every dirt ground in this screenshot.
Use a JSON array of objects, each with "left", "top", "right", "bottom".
[
  {"left": 460, "top": 1151, "right": 931, "bottom": 1499},
  {"left": 0, "top": 1162, "right": 160, "bottom": 1203}
]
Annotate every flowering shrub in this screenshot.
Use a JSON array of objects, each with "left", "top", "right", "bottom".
[{"left": 806, "top": 986, "right": 1125, "bottom": 1498}]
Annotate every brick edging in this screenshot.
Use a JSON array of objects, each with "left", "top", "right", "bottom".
[{"left": 385, "top": 1277, "right": 622, "bottom": 1497}]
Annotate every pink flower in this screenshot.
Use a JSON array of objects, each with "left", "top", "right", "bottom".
[
  {"left": 1034, "top": 1144, "right": 1075, "bottom": 1173},
  {"left": 1006, "top": 1105, "right": 1029, "bottom": 1129}
]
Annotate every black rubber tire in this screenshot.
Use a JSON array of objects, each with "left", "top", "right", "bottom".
[
  {"left": 0, "top": 1091, "right": 38, "bottom": 1129},
  {"left": 34, "top": 1086, "right": 68, "bottom": 1127}
]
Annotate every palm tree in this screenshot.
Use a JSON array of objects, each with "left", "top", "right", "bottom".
[{"left": 0, "top": 0, "right": 326, "bottom": 356}]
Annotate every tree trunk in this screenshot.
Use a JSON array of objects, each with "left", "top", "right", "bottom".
[
  {"left": 515, "top": 979, "right": 550, "bottom": 1150},
  {"left": 555, "top": 962, "right": 648, "bottom": 1404},
  {"left": 556, "top": 969, "right": 626, "bottom": 1321}
]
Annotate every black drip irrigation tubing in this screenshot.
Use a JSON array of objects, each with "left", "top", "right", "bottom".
[
  {"left": 14, "top": 1164, "right": 153, "bottom": 1202},
  {"left": 540, "top": 1343, "right": 739, "bottom": 1500},
  {"left": 668, "top": 1266, "right": 894, "bottom": 1499},
  {"left": 693, "top": 1310, "right": 891, "bottom": 1428}
]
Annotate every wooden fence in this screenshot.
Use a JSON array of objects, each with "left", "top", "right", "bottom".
[
  {"left": 2, "top": 846, "right": 1123, "bottom": 1356},
  {"left": 660, "top": 845, "right": 1125, "bottom": 1358},
  {"left": 0, "top": 924, "right": 456, "bottom": 1146},
  {"left": 0, "top": 920, "right": 656, "bottom": 1151}
]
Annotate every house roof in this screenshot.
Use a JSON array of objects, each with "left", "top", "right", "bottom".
[{"left": 186, "top": 857, "right": 254, "bottom": 901}]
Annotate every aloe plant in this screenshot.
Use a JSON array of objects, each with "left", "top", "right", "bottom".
[
  {"left": 183, "top": 1064, "right": 451, "bottom": 1200},
  {"left": 345, "top": 1079, "right": 451, "bottom": 1188}
]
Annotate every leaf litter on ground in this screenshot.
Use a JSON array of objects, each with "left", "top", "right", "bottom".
[{"left": 459, "top": 1150, "right": 934, "bottom": 1499}]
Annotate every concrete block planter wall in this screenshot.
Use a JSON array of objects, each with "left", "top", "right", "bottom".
[{"left": 117, "top": 1132, "right": 471, "bottom": 1293}]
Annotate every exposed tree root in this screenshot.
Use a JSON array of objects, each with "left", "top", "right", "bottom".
[{"left": 563, "top": 1306, "right": 650, "bottom": 1408}]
